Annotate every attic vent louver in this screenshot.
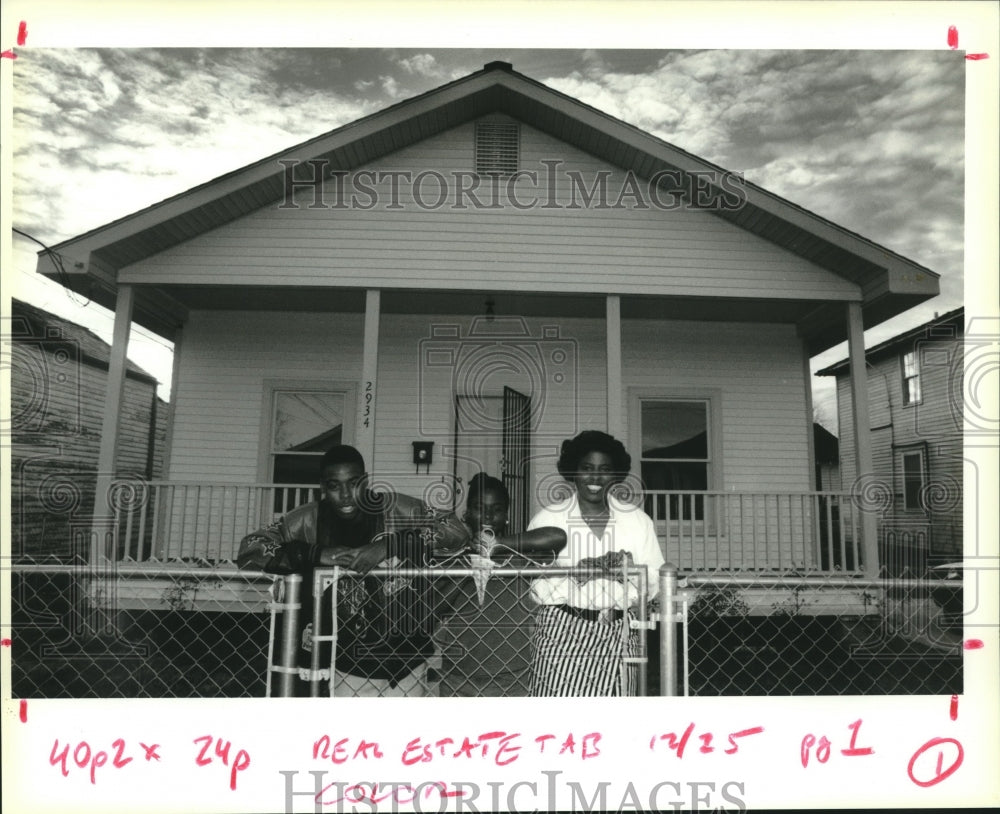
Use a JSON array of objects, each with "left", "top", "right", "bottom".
[{"left": 475, "top": 121, "right": 519, "bottom": 176}]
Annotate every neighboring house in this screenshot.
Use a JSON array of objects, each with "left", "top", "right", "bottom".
[
  {"left": 32, "top": 61, "right": 942, "bottom": 581},
  {"left": 818, "top": 308, "right": 964, "bottom": 573},
  {"left": 8, "top": 298, "right": 168, "bottom": 560},
  {"left": 813, "top": 423, "right": 841, "bottom": 492}
]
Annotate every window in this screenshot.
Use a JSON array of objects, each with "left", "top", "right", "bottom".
[
  {"left": 267, "top": 389, "right": 350, "bottom": 485},
  {"left": 901, "top": 350, "right": 921, "bottom": 405},
  {"left": 475, "top": 120, "right": 519, "bottom": 176},
  {"left": 639, "top": 398, "right": 711, "bottom": 521},
  {"left": 899, "top": 449, "right": 926, "bottom": 511}
]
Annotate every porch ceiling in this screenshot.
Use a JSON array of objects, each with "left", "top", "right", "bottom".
[
  {"left": 39, "top": 62, "right": 939, "bottom": 349},
  {"left": 143, "top": 284, "right": 882, "bottom": 352}
]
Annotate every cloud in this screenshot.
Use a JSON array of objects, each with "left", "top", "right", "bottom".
[
  {"left": 397, "top": 53, "right": 441, "bottom": 78},
  {"left": 12, "top": 49, "right": 378, "bottom": 244}
]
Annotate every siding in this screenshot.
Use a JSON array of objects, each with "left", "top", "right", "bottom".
[
  {"left": 121, "top": 119, "right": 860, "bottom": 302},
  {"left": 374, "top": 314, "right": 608, "bottom": 520},
  {"left": 623, "top": 320, "right": 811, "bottom": 490},
  {"left": 834, "top": 332, "right": 963, "bottom": 558},
  {"left": 623, "top": 320, "right": 814, "bottom": 569},
  {"left": 164, "top": 312, "right": 819, "bottom": 563},
  {"left": 11, "top": 344, "right": 163, "bottom": 560},
  {"left": 167, "top": 310, "right": 365, "bottom": 482}
]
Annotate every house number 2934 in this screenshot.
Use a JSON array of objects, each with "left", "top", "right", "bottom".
[{"left": 363, "top": 381, "right": 374, "bottom": 428}]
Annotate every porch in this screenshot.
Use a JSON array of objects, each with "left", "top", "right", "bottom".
[{"left": 107, "top": 480, "right": 869, "bottom": 575}]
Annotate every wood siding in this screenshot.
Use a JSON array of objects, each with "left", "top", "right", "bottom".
[
  {"left": 166, "top": 310, "right": 364, "bottom": 482},
  {"left": 164, "top": 312, "right": 815, "bottom": 563},
  {"left": 11, "top": 345, "right": 165, "bottom": 559},
  {"left": 120, "top": 118, "right": 860, "bottom": 302},
  {"left": 373, "top": 314, "right": 608, "bottom": 520},
  {"left": 623, "top": 321, "right": 811, "bottom": 490},
  {"left": 623, "top": 320, "right": 814, "bottom": 569},
  {"left": 835, "top": 332, "right": 963, "bottom": 558}
]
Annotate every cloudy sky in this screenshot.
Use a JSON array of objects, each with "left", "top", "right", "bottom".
[{"left": 7, "top": 46, "right": 970, "bottom": 423}]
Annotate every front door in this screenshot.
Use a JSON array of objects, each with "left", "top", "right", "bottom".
[{"left": 452, "top": 387, "right": 531, "bottom": 532}]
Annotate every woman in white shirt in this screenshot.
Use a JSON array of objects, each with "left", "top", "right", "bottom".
[{"left": 527, "top": 430, "right": 664, "bottom": 696}]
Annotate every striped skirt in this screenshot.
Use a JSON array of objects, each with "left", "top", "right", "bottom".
[{"left": 528, "top": 605, "right": 639, "bottom": 697}]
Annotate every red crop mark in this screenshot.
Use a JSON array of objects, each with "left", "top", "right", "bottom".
[
  {"left": 963, "top": 639, "right": 984, "bottom": 650},
  {"left": 947, "top": 26, "right": 959, "bottom": 49},
  {"left": 965, "top": 54, "right": 990, "bottom": 61},
  {"left": 949, "top": 694, "right": 958, "bottom": 721},
  {"left": 1, "top": 20, "right": 27, "bottom": 59},
  {"left": 1, "top": 638, "right": 11, "bottom": 647},
  {"left": 20, "top": 699, "right": 28, "bottom": 723}
]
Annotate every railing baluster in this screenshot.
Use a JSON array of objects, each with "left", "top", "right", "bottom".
[
  {"left": 839, "top": 494, "right": 850, "bottom": 572},
  {"left": 122, "top": 496, "right": 135, "bottom": 562},
  {"left": 217, "top": 486, "right": 227, "bottom": 563},
  {"left": 137, "top": 487, "right": 149, "bottom": 562}
]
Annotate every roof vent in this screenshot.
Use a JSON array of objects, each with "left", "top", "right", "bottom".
[{"left": 475, "top": 120, "right": 519, "bottom": 176}]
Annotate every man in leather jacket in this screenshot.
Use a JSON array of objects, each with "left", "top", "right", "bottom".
[{"left": 237, "top": 445, "right": 471, "bottom": 696}]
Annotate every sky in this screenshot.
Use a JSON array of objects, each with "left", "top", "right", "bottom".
[{"left": 5, "top": 45, "right": 971, "bottom": 425}]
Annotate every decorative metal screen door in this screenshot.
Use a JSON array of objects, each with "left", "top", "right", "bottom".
[{"left": 502, "top": 386, "right": 531, "bottom": 533}]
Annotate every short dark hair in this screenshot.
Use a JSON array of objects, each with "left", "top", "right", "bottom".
[
  {"left": 319, "top": 445, "right": 366, "bottom": 474},
  {"left": 556, "top": 430, "right": 631, "bottom": 482},
  {"left": 466, "top": 473, "right": 509, "bottom": 506}
]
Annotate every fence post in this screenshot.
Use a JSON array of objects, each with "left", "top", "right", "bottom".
[
  {"left": 275, "top": 574, "right": 302, "bottom": 697},
  {"left": 659, "top": 563, "right": 679, "bottom": 697}
]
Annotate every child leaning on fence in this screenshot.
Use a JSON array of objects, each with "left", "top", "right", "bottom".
[
  {"left": 236, "top": 444, "right": 471, "bottom": 697},
  {"left": 436, "top": 473, "right": 567, "bottom": 697}
]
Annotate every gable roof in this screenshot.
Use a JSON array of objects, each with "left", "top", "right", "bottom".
[
  {"left": 816, "top": 307, "right": 964, "bottom": 376},
  {"left": 11, "top": 298, "right": 160, "bottom": 384},
  {"left": 37, "top": 60, "right": 939, "bottom": 347}
]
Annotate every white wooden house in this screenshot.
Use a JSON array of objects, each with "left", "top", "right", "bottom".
[{"left": 35, "top": 61, "right": 940, "bottom": 580}]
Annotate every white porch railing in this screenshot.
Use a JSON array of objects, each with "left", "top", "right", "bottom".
[
  {"left": 113, "top": 481, "right": 319, "bottom": 563},
  {"left": 643, "top": 490, "right": 866, "bottom": 574},
  {"left": 110, "top": 483, "right": 869, "bottom": 573}
]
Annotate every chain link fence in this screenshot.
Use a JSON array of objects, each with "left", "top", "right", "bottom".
[
  {"left": 659, "top": 567, "right": 964, "bottom": 696},
  {"left": 10, "top": 560, "right": 962, "bottom": 698},
  {"left": 10, "top": 562, "right": 275, "bottom": 698},
  {"left": 269, "top": 563, "right": 651, "bottom": 698}
]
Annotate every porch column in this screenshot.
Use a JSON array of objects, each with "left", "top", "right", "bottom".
[
  {"left": 846, "top": 301, "right": 879, "bottom": 577},
  {"left": 606, "top": 295, "right": 624, "bottom": 438},
  {"left": 355, "top": 289, "right": 381, "bottom": 470},
  {"left": 91, "top": 284, "right": 134, "bottom": 562}
]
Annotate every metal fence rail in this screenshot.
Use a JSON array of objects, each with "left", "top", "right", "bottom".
[{"left": 657, "top": 566, "right": 964, "bottom": 697}]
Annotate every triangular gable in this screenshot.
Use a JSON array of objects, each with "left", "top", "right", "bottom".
[{"left": 38, "top": 61, "right": 939, "bottom": 348}]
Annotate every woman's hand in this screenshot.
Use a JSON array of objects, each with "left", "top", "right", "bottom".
[{"left": 577, "top": 550, "right": 635, "bottom": 576}]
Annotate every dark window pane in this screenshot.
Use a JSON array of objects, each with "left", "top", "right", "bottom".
[
  {"left": 641, "top": 461, "right": 708, "bottom": 491},
  {"left": 902, "top": 453, "right": 923, "bottom": 509},
  {"left": 641, "top": 401, "right": 707, "bottom": 459}
]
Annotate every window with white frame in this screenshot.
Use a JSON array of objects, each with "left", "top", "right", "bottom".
[
  {"left": 901, "top": 350, "right": 921, "bottom": 406},
  {"left": 898, "top": 448, "right": 926, "bottom": 511},
  {"left": 267, "top": 389, "right": 350, "bottom": 486},
  {"left": 638, "top": 398, "right": 712, "bottom": 521}
]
